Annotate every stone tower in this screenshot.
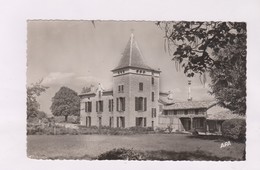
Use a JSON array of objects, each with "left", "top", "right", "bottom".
[{"left": 111, "top": 33, "right": 160, "bottom": 128}]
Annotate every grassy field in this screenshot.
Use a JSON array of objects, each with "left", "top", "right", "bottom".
[{"left": 27, "top": 134, "right": 245, "bottom": 160}]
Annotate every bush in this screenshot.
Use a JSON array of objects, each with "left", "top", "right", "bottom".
[
  {"left": 221, "top": 119, "right": 246, "bottom": 142},
  {"left": 54, "top": 116, "right": 80, "bottom": 124},
  {"left": 192, "top": 130, "right": 199, "bottom": 136},
  {"left": 97, "top": 148, "right": 144, "bottom": 160}
]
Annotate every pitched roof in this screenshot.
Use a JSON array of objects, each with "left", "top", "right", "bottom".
[
  {"left": 163, "top": 100, "right": 216, "bottom": 110},
  {"left": 112, "top": 33, "right": 154, "bottom": 71},
  {"left": 207, "top": 105, "right": 245, "bottom": 120},
  {"left": 79, "top": 90, "right": 113, "bottom": 97}
]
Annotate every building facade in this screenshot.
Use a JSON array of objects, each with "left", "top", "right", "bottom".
[
  {"left": 79, "top": 33, "right": 160, "bottom": 128},
  {"left": 79, "top": 33, "right": 243, "bottom": 132}
]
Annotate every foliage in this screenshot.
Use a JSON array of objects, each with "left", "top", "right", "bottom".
[
  {"left": 27, "top": 123, "right": 79, "bottom": 135},
  {"left": 81, "top": 85, "right": 93, "bottom": 94},
  {"left": 157, "top": 21, "right": 246, "bottom": 115},
  {"left": 221, "top": 119, "right": 246, "bottom": 142},
  {"left": 97, "top": 148, "right": 144, "bottom": 160},
  {"left": 27, "top": 124, "right": 155, "bottom": 135},
  {"left": 54, "top": 115, "right": 80, "bottom": 124},
  {"left": 97, "top": 148, "right": 238, "bottom": 161},
  {"left": 50, "top": 86, "right": 80, "bottom": 122},
  {"left": 27, "top": 79, "right": 48, "bottom": 119}
]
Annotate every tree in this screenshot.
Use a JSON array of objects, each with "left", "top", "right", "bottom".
[
  {"left": 81, "top": 84, "right": 93, "bottom": 94},
  {"left": 27, "top": 79, "right": 48, "bottom": 119},
  {"left": 50, "top": 86, "right": 80, "bottom": 122},
  {"left": 157, "top": 21, "right": 246, "bottom": 115}
]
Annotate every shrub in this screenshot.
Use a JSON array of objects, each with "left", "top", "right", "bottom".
[
  {"left": 192, "top": 129, "right": 199, "bottom": 136},
  {"left": 54, "top": 116, "right": 80, "bottom": 124},
  {"left": 221, "top": 119, "right": 246, "bottom": 142},
  {"left": 97, "top": 148, "right": 144, "bottom": 160},
  {"left": 128, "top": 126, "right": 153, "bottom": 133}
]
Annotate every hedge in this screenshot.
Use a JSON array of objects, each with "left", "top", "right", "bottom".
[{"left": 221, "top": 118, "right": 246, "bottom": 142}]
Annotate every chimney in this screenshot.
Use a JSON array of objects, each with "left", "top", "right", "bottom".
[{"left": 188, "top": 80, "right": 192, "bottom": 101}]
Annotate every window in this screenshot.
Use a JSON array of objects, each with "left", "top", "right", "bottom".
[
  {"left": 98, "top": 117, "right": 102, "bottom": 127},
  {"left": 184, "top": 110, "right": 188, "bottom": 115},
  {"left": 85, "top": 101, "right": 92, "bottom": 112},
  {"left": 151, "top": 77, "right": 154, "bottom": 85},
  {"left": 174, "top": 110, "right": 177, "bottom": 115},
  {"left": 139, "top": 83, "right": 143, "bottom": 91},
  {"left": 152, "top": 92, "right": 154, "bottom": 102},
  {"left": 116, "top": 97, "right": 125, "bottom": 112},
  {"left": 152, "top": 108, "right": 157, "bottom": 118},
  {"left": 136, "top": 117, "right": 146, "bottom": 127},
  {"left": 96, "top": 100, "right": 103, "bottom": 112},
  {"left": 118, "top": 85, "right": 124, "bottom": 93},
  {"left": 108, "top": 99, "right": 114, "bottom": 112},
  {"left": 109, "top": 117, "right": 113, "bottom": 127},
  {"left": 86, "top": 116, "right": 91, "bottom": 127},
  {"left": 117, "top": 116, "right": 125, "bottom": 128},
  {"left": 135, "top": 97, "right": 147, "bottom": 111},
  {"left": 195, "top": 109, "right": 199, "bottom": 115}
]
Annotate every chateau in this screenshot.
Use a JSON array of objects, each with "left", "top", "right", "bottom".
[{"left": 79, "top": 33, "right": 244, "bottom": 133}]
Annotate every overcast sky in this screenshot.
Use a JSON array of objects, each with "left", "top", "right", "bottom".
[{"left": 27, "top": 21, "right": 213, "bottom": 115}]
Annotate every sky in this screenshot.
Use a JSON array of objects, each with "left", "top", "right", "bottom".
[{"left": 27, "top": 21, "right": 213, "bottom": 115}]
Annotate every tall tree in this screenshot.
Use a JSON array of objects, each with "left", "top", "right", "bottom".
[
  {"left": 50, "top": 86, "right": 80, "bottom": 122},
  {"left": 157, "top": 21, "right": 246, "bottom": 115},
  {"left": 27, "top": 79, "right": 48, "bottom": 119}
]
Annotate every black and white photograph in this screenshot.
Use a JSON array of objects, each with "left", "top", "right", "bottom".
[
  {"left": 1, "top": 0, "right": 260, "bottom": 170},
  {"left": 26, "top": 20, "right": 246, "bottom": 160}
]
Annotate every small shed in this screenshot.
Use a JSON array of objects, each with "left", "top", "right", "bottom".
[{"left": 206, "top": 105, "right": 245, "bottom": 133}]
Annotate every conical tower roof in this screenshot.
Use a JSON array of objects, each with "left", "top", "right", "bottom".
[{"left": 112, "top": 33, "right": 153, "bottom": 71}]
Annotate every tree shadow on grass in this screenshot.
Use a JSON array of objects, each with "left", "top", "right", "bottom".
[
  {"left": 96, "top": 148, "right": 243, "bottom": 161},
  {"left": 187, "top": 134, "right": 227, "bottom": 142},
  {"left": 187, "top": 135, "right": 245, "bottom": 144}
]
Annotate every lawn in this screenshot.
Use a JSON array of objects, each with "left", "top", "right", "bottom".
[{"left": 27, "top": 134, "right": 245, "bottom": 160}]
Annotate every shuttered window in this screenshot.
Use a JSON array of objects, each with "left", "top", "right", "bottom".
[
  {"left": 116, "top": 98, "right": 119, "bottom": 111},
  {"left": 135, "top": 97, "right": 138, "bottom": 111},
  {"left": 86, "top": 116, "right": 91, "bottom": 127},
  {"left": 85, "top": 102, "right": 88, "bottom": 112},
  {"left": 117, "top": 117, "right": 119, "bottom": 127},
  {"left": 88, "top": 102, "right": 92, "bottom": 112},
  {"left": 135, "top": 97, "right": 146, "bottom": 111},
  {"left": 109, "top": 99, "right": 113, "bottom": 112},
  {"left": 100, "top": 101, "right": 103, "bottom": 112},
  {"left": 122, "top": 98, "right": 125, "bottom": 111},
  {"left": 144, "top": 97, "right": 147, "bottom": 111},
  {"left": 117, "top": 97, "right": 125, "bottom": 112},
  {"left": 152, "top": 108, "right": 157, "bottom": 118},
  {"left": 96, "top": 101, "right": 103, "bottom": 112}
]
